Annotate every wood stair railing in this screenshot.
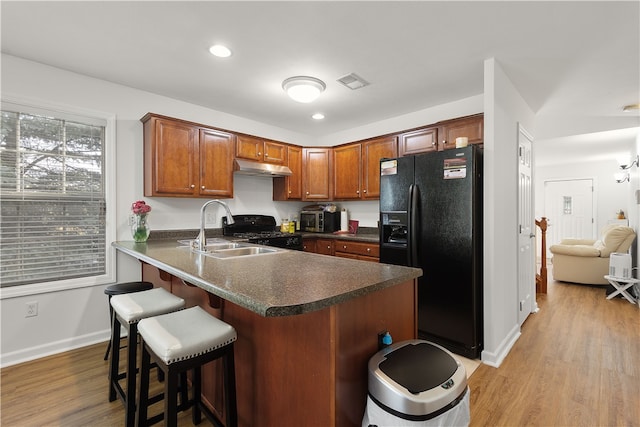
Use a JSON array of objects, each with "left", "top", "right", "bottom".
[{"left": 536, "top": 217, "right": 548, "bottom": 294}]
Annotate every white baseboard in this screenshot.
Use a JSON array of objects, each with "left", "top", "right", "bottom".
[
  {"left": 480, "top": 324, "right": 521, "bottom": 368},
  {"left": 0, "top": 329, "right": 110, "bottom": 368}
]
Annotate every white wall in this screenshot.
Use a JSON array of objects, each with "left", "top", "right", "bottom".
[
  {"left": 482, "top": 58, "right": 535, "bottom": 367},
  {"left": 0, "top": 54, "right": 484, "bottom": 366}
]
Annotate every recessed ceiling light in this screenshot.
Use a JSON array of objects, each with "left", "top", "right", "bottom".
[
  {"left": 209, "top": 44, "right": 232, "bottom": 58},
  {"left": 312, "top": 113, "right": 325, "bottom": 120},
  {"left": 622, "top": 103, "right": 639, "bottom": 112}
]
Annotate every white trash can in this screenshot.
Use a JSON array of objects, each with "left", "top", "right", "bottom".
[{"left": 363, "top": 339, "right": 470, "bottom": 427}]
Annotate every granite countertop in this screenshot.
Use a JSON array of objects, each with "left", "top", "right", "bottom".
[
  {"left": 300, "top": 226, "right": 379, "bottom": 243},
  {"left": 113, "top": 239, "right": 420, "bottom": 318}
]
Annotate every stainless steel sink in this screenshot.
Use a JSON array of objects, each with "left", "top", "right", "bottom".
[
  {"left": 207, "top": 246, "right": 280, "bottom": 258},
  {"left": 178, "top": 240, "right": 283, "bottom": 259}
]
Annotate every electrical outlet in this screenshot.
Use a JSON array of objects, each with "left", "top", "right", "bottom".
[{"left": 26, "top": 301, "right": 38, "bottom": 317}]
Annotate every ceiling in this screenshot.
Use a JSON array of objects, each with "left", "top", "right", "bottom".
[{"left": 1, "top": 1, "right": 639, "bottom": 157}]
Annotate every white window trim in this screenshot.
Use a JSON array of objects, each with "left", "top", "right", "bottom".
[{"left": 0, "top": 95, "right": 117, "bottom": 299}]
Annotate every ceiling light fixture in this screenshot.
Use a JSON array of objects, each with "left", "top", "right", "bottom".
[
  {"left": 312, "top": 113, "right": 325, "bottom": 120},
  {"left": 622, "top": 103, "right": 639, "bottom": 112},
  {"left": 282, "top": 76, "right": 326, "bottom": 103},
  {"left": 209, "top": 44, "right": 232, "bottom": 58}
]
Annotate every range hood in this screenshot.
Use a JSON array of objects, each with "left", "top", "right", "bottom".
[{"left": 234, "top": 159, "right": 292, "bottom": 177}]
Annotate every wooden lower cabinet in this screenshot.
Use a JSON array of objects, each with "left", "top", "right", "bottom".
[
  {"left": 142, "top": 264, "right": 417, "bottom": 427},
  {"left": 334, "top": 240, "right": 379, "bottom": 262}
]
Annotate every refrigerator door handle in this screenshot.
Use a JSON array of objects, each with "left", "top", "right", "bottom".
[{"left": 408, "top": 184, "right": 419, "bottom": 267}]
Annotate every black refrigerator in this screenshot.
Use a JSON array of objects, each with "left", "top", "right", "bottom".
[{"left": 379, "top": 145, "right": 483, "bottom": 359}]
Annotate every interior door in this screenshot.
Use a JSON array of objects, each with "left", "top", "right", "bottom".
[
  {"left": 518, "top": 125, "right": 535, "bottom": 326},
  {"left": 544, "top": 179, "right": 595, "bottom": 254}
]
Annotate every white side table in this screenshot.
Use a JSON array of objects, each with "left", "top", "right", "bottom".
[{"left": 604, "top": 275, "right": 639, "bottom": 304}]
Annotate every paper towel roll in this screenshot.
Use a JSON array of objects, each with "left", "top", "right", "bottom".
[{"left": 340, "top": 209, "right": 349, "bottom": 232}]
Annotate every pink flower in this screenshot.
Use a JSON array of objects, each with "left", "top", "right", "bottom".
[{"left": 131, "top": 200, "right": 151, "bottom": 215}]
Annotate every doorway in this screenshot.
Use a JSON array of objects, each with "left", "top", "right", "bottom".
[{"left": 543, "top": 179, "right": 596, "bottom": 254}]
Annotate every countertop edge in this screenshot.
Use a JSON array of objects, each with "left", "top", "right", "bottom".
[{"left": 113, "top": 241, "right": 421, "bottom": 317}]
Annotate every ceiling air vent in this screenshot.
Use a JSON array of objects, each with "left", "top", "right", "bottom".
[{"left": 337, "top": 73, "right": 370, "bottom": 90}]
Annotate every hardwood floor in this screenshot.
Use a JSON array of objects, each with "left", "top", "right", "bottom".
[
  {"left": 1, "top": 279, "right": 638, "bottom": 426},
  {"left": 469, "top": 280, "right": 640, "bottom": 427}
]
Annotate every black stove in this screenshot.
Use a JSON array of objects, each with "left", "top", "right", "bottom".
[{"left": 222, "top": 215, "right": 303, "bottom": 251}]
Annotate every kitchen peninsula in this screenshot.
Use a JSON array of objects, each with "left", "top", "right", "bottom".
[{"left": 113, "top": 240, "right": 422, "bottom": 427}]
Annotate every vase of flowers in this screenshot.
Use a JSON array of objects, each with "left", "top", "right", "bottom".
[{"left": 130, "top": 200, "right": 151, "bottom": 242}]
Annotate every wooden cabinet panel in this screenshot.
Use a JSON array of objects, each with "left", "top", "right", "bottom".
[
  {"left": 362, "top": 136, "right": 397, "bottom": 199},
  {"left": 302, "top": 147, "right": 332, "bottom": 201},
  {"left": 273, "top": 145, "right": 302, "bottom": 200},
  {"left": 263, "top": 140, "right": 287, "bottom": 164},
  {"left": 399, "top": 127, "right": 438, "bottom": 156},
  {"left": 334, "top": 136, "right": 397, "bottom": 201},
  {"left": 334, "top": 240, "right": 380, "bottom": 258},
  {"left": 315, "top": 238, "right": 334, "bottom": 255},
  {"left": 142, "top": 113, "right": 234, "bottom": 198},
  {"left": 237, "top": 135, "right": 287, "bottom": 165},
  {"left": 333, "top": 144, "right": 362, "bottom": 200},
  {"left": 200, "top": 129, "right": 234, "bottom": 198},
  {"left": 144, "top": 116, "right": 199, "bottom": 196},
  {"left": 302, "top": 238, "right": 317, "bottom": 253},
  {"left": 439, "top": 114, "right": 484, "bottom": 150},
  {"left": 334, "top": 240, "right": 379, "bottom": 262},
  {"left": 236, "top": 135, "right": 262, "bottom": 161}
]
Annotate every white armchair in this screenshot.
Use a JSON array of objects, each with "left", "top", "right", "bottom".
[{"left": 549, "top": 225, "right": 636, "bottom": 285}]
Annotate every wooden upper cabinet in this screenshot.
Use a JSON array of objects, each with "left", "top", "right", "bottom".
[
  {"left": 333, "top": 136, "right": 397, "bottom": 200},
  {"left": 264, "top": 140, "right": 287, "bottom": 164},
  {"left": 333, "top": 144, "right": 362, "bottom": 200},
  {"left": 236, "top": 134, "right": 287, "bottom": 165},
  {"left": 362, "top": 136, "right": 397, "bottom": 199},
  {"left": 199, "top": 128, "right": 234, "bottom": 198},
  {"left": 399, "top": 127, "right": 438, "bottom": 156},
  {"left": 273, "top": 145, "right": 303, "bottom": 200},
  {"left": 439, "top": 114, "right": 484, "bottom": 151},
  {"left": 142, "top": 113, "right": 234, "bottom": 198},
  {"left": 302, "top": 147, "right": 332, "bottom": 201}
]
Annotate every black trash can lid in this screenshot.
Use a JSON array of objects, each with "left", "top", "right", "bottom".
[{"left": 379, "top": 342, "right": 459, "bottom": 394}]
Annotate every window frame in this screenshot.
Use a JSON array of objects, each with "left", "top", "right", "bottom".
[{"left": 0, "top": 96, "right": 116, "bottom": 299}]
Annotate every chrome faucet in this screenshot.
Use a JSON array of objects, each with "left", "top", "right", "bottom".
[{"left": 193, "top": 200, "right": 235, "bottom": 251}]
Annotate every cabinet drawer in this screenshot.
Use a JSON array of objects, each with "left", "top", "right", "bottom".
[
  {"left": 335, "top": 240, "right": 379, "bottom": 258},
  {"left": 315, "top": 239, "right": 334, "bottom": 255}
]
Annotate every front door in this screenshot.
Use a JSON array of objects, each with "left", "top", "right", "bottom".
[
  {"left": 544, "top": 179, "right": 595, "bottom": 254},
  {"left": 518, "top": 124, "right": 535, "bottom": 326}
]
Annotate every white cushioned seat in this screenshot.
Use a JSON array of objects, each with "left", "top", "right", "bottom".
[
  {"left": 138, "top": 306, "right": 237, "bottom": 364},
  {"left": 550, "top": 225, "right": 636, "bottom": 285},
  {"left": 110, "top": 287, "right": 185, "bottom": 324}
]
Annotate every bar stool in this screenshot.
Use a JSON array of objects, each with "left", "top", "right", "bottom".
[
  {"left": 137, "top": 306, "right": 238, "bottom": 427},
  {"left": 109, "top": 287, "right": 185, "bottom": 427},
  {"left": 103, "top": 281, "right": 154, "bottom": 360}
]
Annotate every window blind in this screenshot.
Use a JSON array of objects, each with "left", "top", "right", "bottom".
[{"left": 0, "top": 107, "right": 107, "bottom": 287}]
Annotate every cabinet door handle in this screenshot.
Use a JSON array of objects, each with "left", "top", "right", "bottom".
[
  {"left": 265, "top": 153, "right": 269, "bottom": 158},
  {"left": 327, "top": 245, "right": 331, "bottom": 249},
  {"left": 343, "top": 245, "right": 347, "bottom": 249},
  {"left": 190, "top": 184, "right": 195, "bottom": 189},
  {"left": 366, "top": 248, "right": 371, "bottom": 252},
  {"left": 201, "top": 186, "right": 205, "bottom": 190},
  {"left": 363, "top": 189, "right": 367, "bottom": 193},
  {"left": 306, "top": 191, "right": 310, "bottom": 195},
  {"left": 356, "top": 190, "right": 360, "bottom": 194},
  {"left": 442, "top": 140, "right": 447, "bottom": 144},
  {"left": 258, "top": 151, "right": 262, "bottom": 156}
]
